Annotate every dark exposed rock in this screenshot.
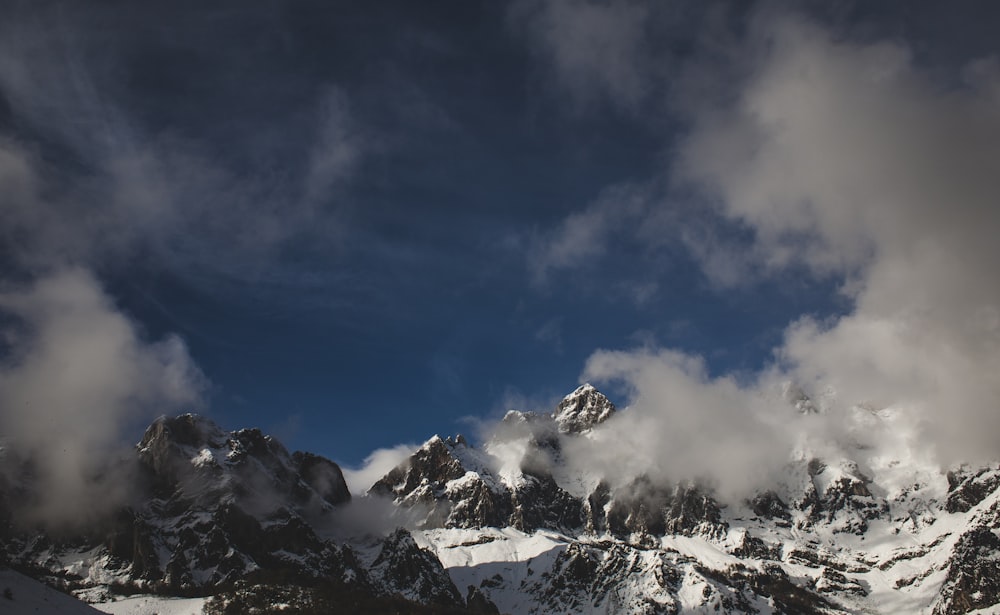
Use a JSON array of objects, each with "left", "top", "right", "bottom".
[
  {"left": 737, "top": 565, "right": 842, "bottom": 615},
  {"left": 552, "top": 384, "right": 616, "bottom": 434},
  {"left": 748, "top": 491, "right": 791, "bottom": 524},
  {"left": 371, "top": 436, "right": 466, "bottom": 499},
  {"left": 946, "top": 467, "right": 1000, "bottom": 514},
  {"left": 369, "top": 528, "right": 464, "bottom": 607},
  {"left": 510, "top": 471, "right": 583, "bottom": 533},
  {"left": 10, "top": 381, "right": 1000, "bottom": 615},
  {"left": 796, "top": 460, "right": 888, "bottom": 534},
  {"left": 444, "top": 473, "right": 513, "bottom": 529},
  {"left": 816, "top": 566, "right": 868, "bottom": 596},
  {"left": 933, "top": 526, "right": 1000, "bottom": 615},
  {"left": 465, "top": 585, "right": 501, "bottom": 614},
  {"left": 528, "top": 543, "right": 601, "bottom": 613},
  {"left": 0, "top": 415, "right": 363, "bottom": 597},
  {"left": 584, "top": 481, "right": 612, "bottom": 535},
  {"left": 371, "top": 434, "right": 585, "bottom": 531},
  {"left": 730, "top": 531, "right": 781, "bottom": 561},
  {"left": 608, "top": 477, "right": 726, "bottom": 540},
  {"left": 293, "top": 452, "right": 351, "bottom": 507}
]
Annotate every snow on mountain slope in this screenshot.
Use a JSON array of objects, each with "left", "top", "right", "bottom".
[
  {"left": 1, "top": 415, "right": 474, "bottom": 612},
  {"left": 90, "top": 594, "right": 206, "bottom": 615},
  {"left": 5, "top": 385, "right": 1000, "bottom": 614},
  {"left": 0, "top": 568, "right": 104, "bottom": 614},
  {"left": 374, "top": 386, "right": 1000, "bottom": 614}
]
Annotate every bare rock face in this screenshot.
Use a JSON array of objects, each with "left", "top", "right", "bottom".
[
  {"left": 464, "top": 585, "right": 500, "bottom": 614},
  {"left": 794, "top": 458, "right": 888, "bottom": 534},
  {"left": 607, "top": 476, "right": 726, "bottom": 540},
  {"left": 293, "top": 451, "right": 351, "bottom": 507},
  {"left": 7, "top": 416, "right": 373, "bottom": 595},
  {"left": 11, "top": 384, "right": 1000, "bottom": 615},
  {"left": 107, "top": 415, "right": 359, "bottom": 589},
  {"left": 552, "top": 384, "right": 616, "bottom": 434},
  {"left": 368, "top": 528, "right": 464, "bottom": 607},
  {"left": 510, "top": 471, "right": 584, "bottom": 533},
  {"left": 946, "top": 466, "right": 1000, "bottom": 513},
  {"left": 370, "top": 436, "right": 513, "bottom": 529},
  {"left": 934, "top": 519, "right": 1000, "bottom": 615},
  {"left": 748, "top": 490, "right": 791, "bottom": 525}
]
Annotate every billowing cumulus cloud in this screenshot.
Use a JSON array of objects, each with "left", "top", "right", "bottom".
[
  {"left": 572, "top": 349, "right": 795, "bottom": 499},
  {"left": 527, "top": 11, "right": 1000, "bottom": 491},
  {"left": 341, "top": 443, "right": 418, "bottom": 496},
  {"left": 0, "top": 269, "right": 205, "bottom": 528},
  {"left": 677, "top": 16, "right": 1000, "bottom": 465},
  {"left": 0, "top": 5, "right": 374, "bottom": 527},
  {"left": 0, "top": 7, "right": 364, "bottom": 284}
]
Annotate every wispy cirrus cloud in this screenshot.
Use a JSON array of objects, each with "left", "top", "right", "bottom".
[
  {"left": 0, "top": 5, "right": 366, "bottom": 284},
  {"left": 509, "top": 0, "right": 652, "bottom": 112},
  {"left": 0, "top": 4, "right": 370, "bottom": 526}
]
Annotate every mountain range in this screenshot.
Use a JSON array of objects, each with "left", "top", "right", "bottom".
[{"left": 2, "top": 384, "right": 999, "bottom": 614}]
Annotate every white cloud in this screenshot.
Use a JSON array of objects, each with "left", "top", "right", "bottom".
[
  {"left": 341, "top": 443, "right": 418, "bottom": 495},
  {"left": 510, "top": 0, "right": 650, "bottom": 111},
  {"left": 547, "top": 13, "right": 1000, "bottom": 494},
  {"left": 0, "top": 12, "right": 365, "bottom": 285},
  {"left": 675, "top": 16, "right": 1000, "bottom": 463},
  {"left": 571, "top": 348, "right": 793, "bottom": 499},
  {"left": 527, "top": 182, "right": 650, "bottom": 283},
  {"left": 0, "top": 269, "right": 205, "bottom": 528}
]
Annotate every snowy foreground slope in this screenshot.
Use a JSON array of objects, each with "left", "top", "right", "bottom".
[
  {"left": 0, "top": 567, "right": 206, "bottom": 614},
  {"left": 3, "top": 384, "right": 1000, "bottom": 614}
]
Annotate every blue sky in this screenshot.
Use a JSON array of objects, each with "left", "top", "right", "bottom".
[{"left": 2, "top": 1, "right": 1000, "bottom": 482}]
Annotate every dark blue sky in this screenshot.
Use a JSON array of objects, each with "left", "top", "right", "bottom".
[{"left": 1, "top": 0, "right": 997, "bottom": 471}]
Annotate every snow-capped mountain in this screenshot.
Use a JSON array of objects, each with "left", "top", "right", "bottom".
[
  {"left": 2, "top": 384, "right": 1000, "bottom": 614},
  {"left": 363, "top": 384, "right": 1000, "bottom": 614},
  {"left": 0, "top": 414, "right": 474, "bottom": 613}
]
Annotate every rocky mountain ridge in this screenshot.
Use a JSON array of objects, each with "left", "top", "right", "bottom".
[
  {"left": 0, "top": 413, "right": 480, "bottom": 613},
  {"left": 1, "top": 384, "right": 999, "bottom": 614}
]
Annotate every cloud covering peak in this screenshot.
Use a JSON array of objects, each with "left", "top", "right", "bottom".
[
  {"left": 0, "top": 269, "right": 205, "bottom": 527},
  {"left": 523, "top": 9, "right": 1000, "bottom": 488}
]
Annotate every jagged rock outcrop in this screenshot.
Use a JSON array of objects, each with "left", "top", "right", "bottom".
[
  {"left": 368, "top": 528, "right": 464, "bottom": 607},
  {"left": 8, "top": 385, "right": 1000, "bottom": 615},
  {"left": 934, "top": 503, "right": 1000, "bottom": 615},
  {"left": 370, "top": 435, "right": 513, "bottom": 529},
  {"left": 552, "top": 383, "right": 616, "bottom": 434},
  {"left": 795, "top": 458, "right": 889, "bottom": 534},
  {"left": 946, "top": 465, "right": 1000, "bottom": 514},
  {"left": 607, "top": 476, "right": 726, "bottom": 540},
  {"left": 106, "top": 414, "right": 358, "bottom": 587},
  {"left": 2, "top": 415, "right": 485, "bottom": 613}
]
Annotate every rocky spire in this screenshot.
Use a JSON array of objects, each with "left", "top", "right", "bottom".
[{"left": 552, "top": 383, "right": 616, "bottom": 434}]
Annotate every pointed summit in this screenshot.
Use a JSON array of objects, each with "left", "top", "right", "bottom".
[{"left": 552, "top": 383, "right": 616, "bottom": 434}]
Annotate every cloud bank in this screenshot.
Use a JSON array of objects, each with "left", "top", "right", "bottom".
[
  {"left": 525, "top": 8, "right": 1000, "bottom": 491},
  {"left": 677, "top": 15, "right": 1000, "bottom": 465},
  {"left": 341, "top": 443, "right": 418, "bottom": 496},
  {"left": 0, "top": 5, "right": 370, "bottom": 526},
  {"left": 0, "top": 270, "right": 205, "bottom": 528}
]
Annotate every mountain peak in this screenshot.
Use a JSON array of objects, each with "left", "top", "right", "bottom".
[
  {"left": 138, "top": 413, "right": 227, "bottom": 451},
  {"left": 552, "top": 383, "right": 616, "bottom": 434}
]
